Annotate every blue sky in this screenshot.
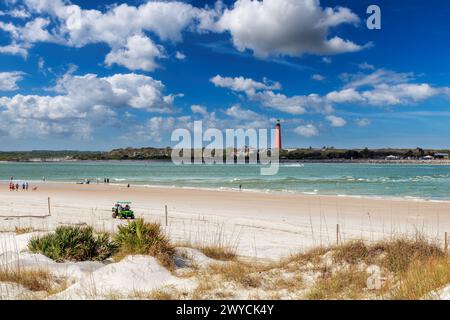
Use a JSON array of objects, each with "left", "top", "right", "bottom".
[{"left": 1, "top": 0, "right": 450, "bottom": 150}]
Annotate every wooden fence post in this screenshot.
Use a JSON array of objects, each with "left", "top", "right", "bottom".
[
  {"left": 336, "top": 223, "right": 340, "bottom": 246},
  {"left": 445, "top": 232, "right": 448, "bottom": 254},
  {"left": 165, "top": 205, "right": 168, "bottom": 226},
  {"left": 48, "top": 197, "right": 51, "bottom": 216}
]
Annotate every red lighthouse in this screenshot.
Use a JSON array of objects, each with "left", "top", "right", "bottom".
[{"left": 275, "top": 120, "right": 282, "bottom": 150}]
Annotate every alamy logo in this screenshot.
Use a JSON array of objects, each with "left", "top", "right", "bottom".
[
  {"left": 170, "top": 121, "right": 280, "bottom": 175},
  {"left": 367, "top": 5, "right": 381, "bottom": 30}
]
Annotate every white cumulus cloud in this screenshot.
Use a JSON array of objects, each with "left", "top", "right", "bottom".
[
  {"left": 327, "top": 69, "right": 444, "bottom": 106},
  {"left": 211, "top": 74, "right": 333, "bottom": 115},
  {"left": 210, "top": 74, "right": 281, "bottom": 93},
  {"left": 175, "top": 51, "right": 186, "bottom": 60},
  {"left": 105, "top": 35, "right": 165, "bottom": 71},
  {"left": 312, "top": 74, "right": 325, "bottom": 81},
  {"left": 0, "top": 71, "right": 25, "bottom": 91},
  {"left": 356, "top": 118, "right": 371, "bottom": 127},
  {"left": 0, "top": 72, "right": 180, "bottom": 138},
  {"left": 0, "top": 0, "right": 217, "bottom": 70},
  {"left": 191, "top": 104, "right": 209, "bottom": 116},
  {"left": 216, "top": 0, "right": 365, "bottom": 58},
  {"left": 0, "top": 0, "right": 370, "bottom": 69},
  {"left": 295, "top": 124, "right": 319, "bottom": 137},
  {"left": 326, "top": 115, "right": 346, "bottom": 127}
]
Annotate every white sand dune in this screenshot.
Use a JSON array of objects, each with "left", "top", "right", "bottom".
[
  {"left": 0, "top": 282, "right": 41, "bottom": 300},
  {"left": 0, "top": 235, "right": 217, "bottom": 300},
  {"left": 1, "top": 251, "right": 105, "bottom": 281},
  {"left": 50, "top": 255, "right": 196, "bottom": 300}
]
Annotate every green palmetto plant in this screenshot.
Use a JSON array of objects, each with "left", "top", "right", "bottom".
[
  {"left": 28, "top": 226, "right": 117, "bottom": 262},
  {"left": 114, "top": 218, "right": 174, "bottom": 267}
]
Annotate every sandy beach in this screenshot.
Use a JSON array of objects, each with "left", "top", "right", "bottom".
[{"left": 1, "top": 181, "right": 450, "bottom": 260}]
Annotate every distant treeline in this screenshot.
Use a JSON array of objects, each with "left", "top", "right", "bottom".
[
  {"left": 280, "top": 147, "right": 446, "bottom": 160},
  {"left": 0, "top": 148, "right": 171, "bottom": 161},
  {"left": 0, "top": 147, "right": 448, "bottom": 162}
]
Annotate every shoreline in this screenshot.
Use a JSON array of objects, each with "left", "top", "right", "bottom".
[
  {"left": 3, "top": 159, "right": 450, "bottom": 165},
  {"left": 2, "top": 179, "right": 450, "bottom": 204}
]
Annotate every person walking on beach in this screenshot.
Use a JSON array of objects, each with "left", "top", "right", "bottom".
[
  {"left": 22, "top": 183, "right": 25, "bottom": 190},
  {"left": 239, "top": 184, "right": 242, "bottom": 191},
  {"left": 25, "top": 182, "right": 29, "bottom": 191},
  {"left": 15, "top": 183, "right": 19, "bottom": 191}
]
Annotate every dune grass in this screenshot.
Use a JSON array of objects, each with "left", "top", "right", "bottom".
[
  {"left": 390, "top": 257, "right": 450, "bottom": 299},
  {"left": 14, "top": 227, "right": 35, "bottom": 235},
  {"left": 197, "top": 246, "right": 237, "bottom": 261},
  {"left": 114, "top": 218, "right": 174, "bottom": 268},
  {"left": 0, "top": 268, "right": 59, "bottom": 293},
  {"left": 305, "top": 235, "right": 447, "bottom": 300},
  {"left": 28, "top": 226, "right": 117, "bottom": 262},
  {"left": 333, "top": 235, "right": 444, "bottom": 273},
  {"left": 378, "top": 236, "right": 444, "bottom": 273},
  {"left": 208, "top": 261, "right": 262, "bottom": 288},
  {"left": 306, "top": 268, "right": 368, "bottom": 300}
]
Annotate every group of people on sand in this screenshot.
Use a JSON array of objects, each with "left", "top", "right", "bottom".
[
  {"left": 77, "top": 177, "right": 112, "bottom": 185},
  {"left": 9, "top": 181, "right": 29, "bottom": 191}
]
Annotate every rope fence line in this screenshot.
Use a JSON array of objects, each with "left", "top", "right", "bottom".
[{"left": 0, "top": 214, "right": 51, "bottom": 219}]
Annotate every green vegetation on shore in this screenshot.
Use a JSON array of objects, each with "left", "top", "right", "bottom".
[
  {"left": 0, "top": 148, "right": 171, "bottom": 161},
  {"left": 1, "top": 146, "right": 449, "bottom": 162}
]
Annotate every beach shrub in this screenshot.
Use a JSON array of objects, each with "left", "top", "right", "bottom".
[
  {"left": 28, "top": 226, "right": 117, "bottom": 262},
  {"left": 114, "top": 218, "right": 174, "bottom": 267},
  {"left": 334, "top": 240, "right": 383, "bottom": 265},
  {"left": 375, "top": 235, "right": 443, "bottom": 273}
]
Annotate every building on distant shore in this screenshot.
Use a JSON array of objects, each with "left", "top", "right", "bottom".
[
  {"left": 423, "top": 155, "right": 434, "bottom": 160},
  {"left": 385, "top": 155, "right": 400, "bottom": 160},
  {"left": 434, "top": 153, "right": 449, "bottom": 159}
]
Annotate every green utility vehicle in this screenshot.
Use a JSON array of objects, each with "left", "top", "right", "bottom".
[{"left": 112, "top": 201, "right": 135, "bottom": 219}]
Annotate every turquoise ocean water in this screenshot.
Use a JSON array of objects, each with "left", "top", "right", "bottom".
[{"left": 1, "top": 161, "right": 450, "bottom": 200}]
